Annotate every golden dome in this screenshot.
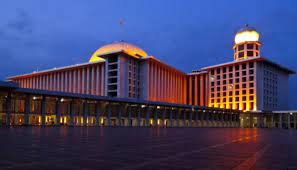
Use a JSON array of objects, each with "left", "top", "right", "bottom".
[
  {"left": 234, "top": 25, "right": 259, "bottom": 44},
  {"left": 89, "top": 41, "right": 148, "bottom": 62}
]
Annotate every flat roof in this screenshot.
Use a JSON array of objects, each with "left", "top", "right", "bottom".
[
  {"left": 0, "top": 81, "right": 18, "bottom": 88},
  {"left": 8, "top": 60, "right": 105, "bottom": 79},
  {"left": 0, "top": 81, "right": 236, "bottom": 112},
  {"left": 201, "top": 57, "right": 295, "bottom": 74}
]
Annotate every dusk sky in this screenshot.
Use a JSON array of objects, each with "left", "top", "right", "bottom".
[{"left": 1, "top": 0, "right": 297, "bottom": 108}]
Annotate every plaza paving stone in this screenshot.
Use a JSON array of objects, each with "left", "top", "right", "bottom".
[{"left": 0, "top": 127, "right": 297, "bottom": 170}]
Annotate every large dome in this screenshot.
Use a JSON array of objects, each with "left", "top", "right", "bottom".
[
  {"left": 234, "top": 24, "right": 259, "bottom": 44},
  {"left": 89, "top": 41, "right": 148, "bottom": 62}
]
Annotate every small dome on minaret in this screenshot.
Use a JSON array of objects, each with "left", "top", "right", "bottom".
[
  {"left": 233, "top": 24, "right": 261, "bottom": 61},
  {"left": 234, "top": 24, "right": 260, "bottom": 44}
]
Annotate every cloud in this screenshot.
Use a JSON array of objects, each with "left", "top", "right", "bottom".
[{"left": 7, "top": 8, "right": 32, "bottom": 34}]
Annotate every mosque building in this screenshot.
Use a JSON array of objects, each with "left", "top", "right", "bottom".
[{"left": 1, "top": 25, "right": 296, "bottom": 128}]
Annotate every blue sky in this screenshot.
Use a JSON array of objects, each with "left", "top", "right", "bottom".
[{"left": 0, "top": 0, "right": 297, "bottom": 108}]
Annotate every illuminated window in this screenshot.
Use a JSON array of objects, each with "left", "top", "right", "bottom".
[
  {"left": 250, "top": 102, "right": 254, "bottom": 110},
  {"left": 242, "top": 103, "right": 246, "bottom": 110},
  {"left": 236, "top": 103, "right": 239, "bottom": 110}
]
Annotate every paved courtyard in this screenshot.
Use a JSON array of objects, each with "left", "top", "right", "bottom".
[{"left": 0, "top": 127, "right": 297, "bottom": 170}]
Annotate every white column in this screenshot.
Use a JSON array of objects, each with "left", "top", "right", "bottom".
[
  {"left": 170, "top": 109, "right": 173, "bottom": 127},
  {"left": 146, "top": 107, "right": 150, "bottom": 127},
  {"left": 195, "top": 111, "right": 198, "bottom": 127},
  {"left": 69, "top": 100, "right": 75, "bottom": 126},
  {"left": 162, "top": 108, "right": 166, "bottom": 127},
  {"left": 189, "top": 110, "right": 193, "bottom": 127},
  {"left": 83, "top": 102, "right": 88, "bottom": 126},
  {"left": 95, "top": 102, "right": 101, "bottom": 126},
  {"left": 288, "top": 113, "right": 291, "bottom": 129},
  {"left": 279, "top": 114, "right": 282, "bottom": 129},
  {"left": 137, "top": 107, "right": 141, "bottom": 127},
  {"left": 271, "top": 114, "right": 274, "bottom": 128},
  {"left": 128, "top": 106, "right": 132, "bottom": 127},
  {"left": 176, "top": 110, "right": 180, "bottom": 127},
  {"left": 154, "top": 108, "right": 158, "bottom": 127},
  {"left": 183, "top": 110, "right": 186, "bottom": 127},
  {"left": 293, "top": 113, "right": 297, "bottom": 129},
  {"left": 118, "top": 105, "right": 122, "bottom": 127},
  {"left": 56, "top": 99, "right": 61, "bottom": 126},
  {"left": 249, "top": 114, "right": 253, "bottom": 128},
  {"left": 107, "top": 103, "right": 111, "bottom": 127},
  {"left": 24, "top": 95, "right": 31, "bottom": 126},
  {"left": 41, "top": 96, "right": 46, "bottom": 126}
]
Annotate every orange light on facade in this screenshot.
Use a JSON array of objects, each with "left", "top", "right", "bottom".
[
  {"left": 100, "top": 118, "right": 104, "bottom": 125},
  {"left": 89, "top": 41, "right": 148, "bottom": 63}
]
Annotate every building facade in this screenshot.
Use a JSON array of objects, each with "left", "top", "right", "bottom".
[{"left": 7, "top": 25, "right": 294, "bottom": 114}]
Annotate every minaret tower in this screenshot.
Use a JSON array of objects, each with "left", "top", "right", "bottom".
[{"left": 233, "top": 24, "right": 261, "bottom": 61}]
